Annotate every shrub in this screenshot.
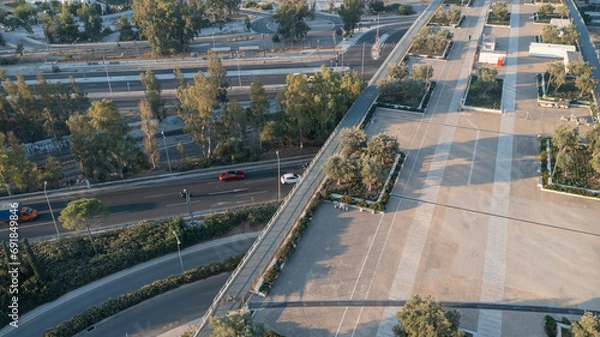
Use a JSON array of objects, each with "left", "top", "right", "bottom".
[
  {"left": 276, "top": 240, "right": 295, "bottom": 263},
  {"left": 544, "top": 315, "right": 558, "bottom": 337},
  {"left": 0, "top": 204, "right": 276, "bottom": 327},
  {"left": 263, "top": 264, "right": 280, "bottom": 284},
  {"left": 42, "top": 254, "right": 243, "bottom": 337}
]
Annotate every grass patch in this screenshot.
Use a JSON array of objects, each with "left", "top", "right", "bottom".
[
  {"left": 465, "top": 76, "right": 503, "bottom": 109},
  {"left": 486, "top": 14, "right": 511, "bottom": 26}
]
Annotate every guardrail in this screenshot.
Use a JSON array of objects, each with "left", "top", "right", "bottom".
[{"left": 193, "top": 3, "right": 443, "bottom": 335}]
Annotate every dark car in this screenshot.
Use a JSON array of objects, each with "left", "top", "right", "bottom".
[{"left": 219, "top": 170, "right": 245, "bottom": 181}]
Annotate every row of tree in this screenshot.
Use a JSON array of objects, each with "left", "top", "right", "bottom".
[
  {"left": 0, "top": 70, "right": 89, "bottom": 144},
  {"left": 324, "top": 126, "right": 399, "bottom": 191},
  {"left": 377, "top": 63, "right": 433, "bottom": 105},
  {"left": 551, "top": 123, "right": 600, "bottom": 181},
  {"left": 431, "top": 4, "right": 462, "bottom": 26},
  {"left": 410, "top": 26, "right": 452, "bottom": 56},
  {"left": 542, "top": 24, "right": 580, "bottom": 46},
  {"left": 545, "top": 60, "right": 596, "bottom": 98}
]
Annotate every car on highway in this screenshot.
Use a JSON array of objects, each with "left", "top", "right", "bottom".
[
  {"left": 280, "top": 173, "right": 301, "bottom": 184},
  {"left": 219, "top": 170, "right": 245, "bottom": 181}
]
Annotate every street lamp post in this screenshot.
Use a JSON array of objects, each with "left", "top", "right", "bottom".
[
  {"left": 43, "top": 181, "right": 60, "bottom": 238},
  {"left": 161, "top": 129, "right": 172, "bottom": 174},
  {"left": 172, "top": 231, "right": 184, "bottom": 274},
  {"left": 276, "top": 150, "right": 281, "bottom": 202},
  {"left": 185, "top": 189, "right": 194, "bottom": 223}
]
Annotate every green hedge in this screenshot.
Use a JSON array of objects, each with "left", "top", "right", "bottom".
[
  {"left": 0, "top": 203, "right": 278, "bottom": 327},
  {"left": 42, "top": 254, "right": 244, "bottom": 337}
]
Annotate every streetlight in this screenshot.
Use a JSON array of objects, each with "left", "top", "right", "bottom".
[
  {"left": 172, "top": 231, "right": 184, "bottom": 274},
  {"left": 161, "top": 129, "right": 172, "bottom": 174},
  {"left": 184, "top": 189, "right": 194, "bottom": 223},
  {"left": 276, "top": 150, "right": 281, "bottom": 202},
  {"left": 43, "top": 181, "right": 60, "bottom": 238}
]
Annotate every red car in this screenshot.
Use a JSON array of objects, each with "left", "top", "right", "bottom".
[{"left": 219, "top": 170, "right": 245, "bottom": 181}]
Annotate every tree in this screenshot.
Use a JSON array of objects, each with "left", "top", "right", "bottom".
[
  {"left": 207, "top": 50, "right": 230, "bottom": 103},
  {"left": 58, "top": 198, "right": 109, "bottom": 255},
  {"left": 67, "top": 99, "right": 138, "bottom": 182},
  {"left": 57, "top": 5, "right": 79, "bottom": 43},
  {"left": 40, "top": 156, "right": 64, "bottom": 189},
  {"left": 249, "top": 81, "right": 270, "bottom": 148},
  {"left": 339, "top": 0, "right": 363, "bottom": 36},
  {"left": 0, "top": 132, "right": 39, "bottom": 194},
  {"left": 561, "top": 24, "right": 580, "bottom": 45},
  {"left": 14, "top": 3, "right": 37, "bottom": 23},
  {"left": 360, "top": 154, "right": 385, "bottom": 191},
  {"left": 119, "top": 15, "right": 137, "bottom": 41},
  {"left": 339, "top": 126, "right": 366, "bottom": 157},
  {"left": 538, "top": 4, "right": 554, "bottom": 18},
  {"left": 477, "top": 66, "right": 498, "bottom": 96},
  {"left": 132, "top": 0, "right": 199, "bottom": 55},
  {"left": 140, "top": 69, "right": 165, "bottom": 120},
  {"left": 367, "top": 133, "right": 399, "bottom": 164},
  {"left": 393, "top": 295, "right": 465, "bottom": 337},
  {"left": 177, "top": 71, "right": 218, "bottom": 158},
  {"left": 139, "top": 100, "right": 160, "bottom": 169},
  {"left": 77, "top": 3, "right": 103, "bottom": 42},
  {"left": 447, "top": 5, "right": 462, "bottom": 24},
  {"left": 174, "top": 67, "right": 187, "bottom": 88},
  {"left": 341, "top": 69, "right": 366, "bottom": 103},
  {"left": 273, "top": 0, "right": 315, "bottom": 41},
  {"left": 22, "top": 238, "right": 44, "bottom": 280},
  {"left": 572, "top": 312, "right": 600, "bottom": 337},
  {"left": 542, "top": 25, "right": 560, "bottom": 44},
  {"left": 558, "top": 5, "right": 570, "bottom": 19},
  {"left": 324, "top": 154, "right": 357, "bottom": 184},
  {"left": 15, "top": 41, "right": 24, "bottom": 56},
  {"left": 278, "top": 71, "right": 312, "bottom": 148},
  {"left": 400, "top": 78, "right": 426, "bottom": 106},
  {"left": 568, "top": 60, "right": 595, "bottom": 78},
  {"left": 411, "top": 64, "right": 434, "bottom": 87},
  {"left": 546, "top": 61, "right": 566, "bottom": 95},
  {"left": 575, "top": 73, "right": 595, "bottom": 98},
  {"left": 387, "top": 63, "right": 409, "bottom": 80},
  {"left": 210, "top": 309, "right": 265, "bottom": 337},
  {"left": 217, "top": 99, "right": 248, "bottom": 162},
  {"left": 492, "top": 1, "right": 508, "bottom": 21},
  {"left": 551, "top": 124, "right": 579, "bottom": 179}
]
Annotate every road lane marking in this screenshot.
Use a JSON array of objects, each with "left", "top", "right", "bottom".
[
  {"left": 467, "top": 130, "right": 480, "bottom": 186},
  {"left": 208, "top": 188, "right": 248, "bottom": 196}
]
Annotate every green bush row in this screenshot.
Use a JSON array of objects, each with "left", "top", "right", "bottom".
[
  {"left": 42, "top": 254, "right": 244, "bottom": 337},
  {"left": 0, "top": 203, "right": 278, "bottom": 327},
  {"left": 259, "top": 195, "right": 321, "bottom": 295}
]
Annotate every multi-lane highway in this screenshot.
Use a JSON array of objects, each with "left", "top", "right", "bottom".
[{"left": 5, "top": 157, "right": 311, "bottom": 239}]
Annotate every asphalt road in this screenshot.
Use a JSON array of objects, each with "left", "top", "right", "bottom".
[
  {"left": 83, "top": 274, "right": 231, "bottom": 337},
  {"left": 2, "top": 159, "right": 309, "bottom": 239},
  {"left": 1, "top": 233, "right": 258, "bottom": 337}
]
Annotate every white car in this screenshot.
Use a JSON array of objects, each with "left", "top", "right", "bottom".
[{"left": 281, "top": 173, "right": 301, "bottom": 184}]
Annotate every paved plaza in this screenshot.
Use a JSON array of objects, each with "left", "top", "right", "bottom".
[{"left": 252, "top": 0, "right": 600, "bottom": 336}]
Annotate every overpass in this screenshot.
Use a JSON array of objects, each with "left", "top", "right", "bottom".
[{"left": 194, "top": 1, "right": 442, "bottom": 335}]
